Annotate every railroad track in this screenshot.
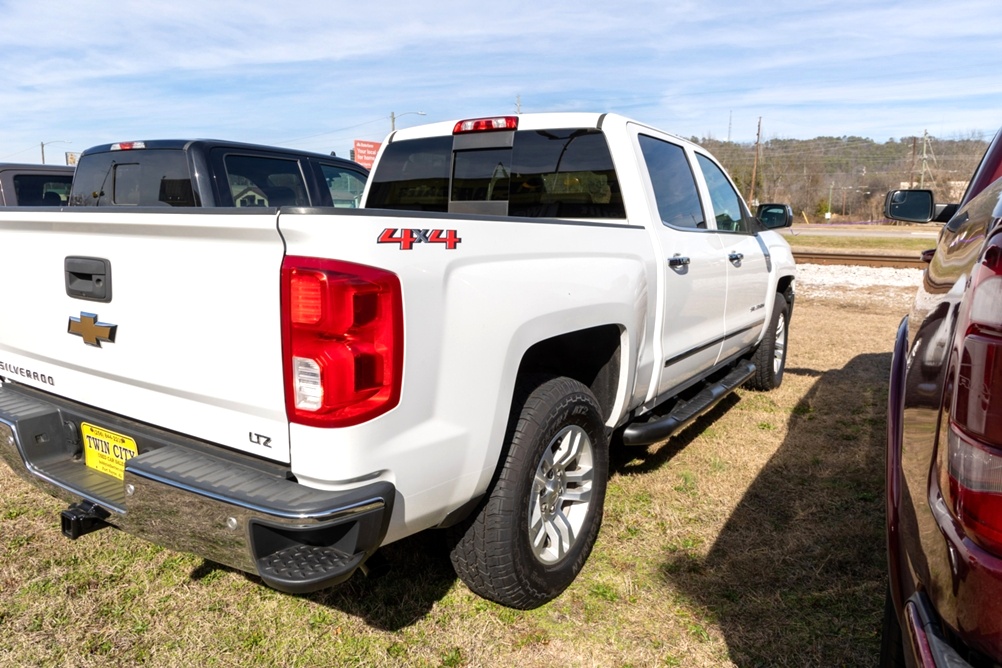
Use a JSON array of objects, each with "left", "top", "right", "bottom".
[{"left": 792, "top": 251, "right": 926, "bottom": 269}]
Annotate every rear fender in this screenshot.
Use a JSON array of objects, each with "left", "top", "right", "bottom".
[{"left": 887, "top": 315, "right": 909, "bottom": 613}]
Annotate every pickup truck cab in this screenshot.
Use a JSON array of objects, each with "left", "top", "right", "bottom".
[
  {"left": 0, "top": 163, "right": 73, "bottom": 205},
  {"left": 68, "top": 139, "right": 368, "bottom": 208},
  {"left": 0, "top": 113, "right": 794, "bottom": 609}
]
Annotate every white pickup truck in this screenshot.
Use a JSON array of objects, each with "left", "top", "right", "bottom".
[{"left": 0, "top": 113, "right": 795, "bottom": 609}]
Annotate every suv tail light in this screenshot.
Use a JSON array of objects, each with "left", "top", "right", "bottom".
[
  {"left": 945, "top": 234, "right": 1002, "bottom": 553},
  {"left": 280, "top": 256, "right": 403, "bottom": 428}
]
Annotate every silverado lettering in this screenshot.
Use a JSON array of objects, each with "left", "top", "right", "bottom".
[{"left": 0, "top": 361, "right": 54, "bottom": 385}]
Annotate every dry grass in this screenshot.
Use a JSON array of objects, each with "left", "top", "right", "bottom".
[
  {"left": 782, "top": 232, "right": 934, "bottom": 254},
  {"left": 0, "top": 284, "right": 911, "bottom": 667}
]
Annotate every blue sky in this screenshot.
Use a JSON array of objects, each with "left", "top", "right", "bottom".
[{"left": 3, "top": 0, "right": 1001, "bottom": 165}]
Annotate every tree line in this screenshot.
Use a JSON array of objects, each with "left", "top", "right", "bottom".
[{"left": 698, "top": 132, "right": 990, "bottom": 223}]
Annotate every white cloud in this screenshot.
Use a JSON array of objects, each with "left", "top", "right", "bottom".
[{"left": 1, "top": 0, "right": 1001, "bottom": 162}]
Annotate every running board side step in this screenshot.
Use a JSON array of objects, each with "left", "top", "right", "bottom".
[{"left": 622, "top": 361, "right": 756, "bottom": 446}]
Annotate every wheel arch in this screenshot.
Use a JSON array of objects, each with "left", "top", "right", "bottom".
[
  {"left": 777, "top": 273, "right": 795, "bottom": 312},
  {"left": 515, "top": 324, "right": 623, "bottom": 425},
  {"left": 886, "top": 315, "right": 909, "bottom": 613}
]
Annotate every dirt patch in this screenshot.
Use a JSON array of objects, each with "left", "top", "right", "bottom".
[{"left": 795, "top": 263, "right": 920, "bottom": 310}]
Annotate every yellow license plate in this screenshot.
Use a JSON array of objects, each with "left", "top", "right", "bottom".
[{"left": 82, "top": 422, "right": 138, "bottom": 481}]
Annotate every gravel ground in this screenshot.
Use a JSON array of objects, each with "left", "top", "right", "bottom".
[{"left": 795, "top": 263, "right": 922, "bottom": 309}]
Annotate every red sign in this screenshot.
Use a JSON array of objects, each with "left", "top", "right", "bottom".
[{"left": 352, "top": 140, "right": 381, "bottom": 169}]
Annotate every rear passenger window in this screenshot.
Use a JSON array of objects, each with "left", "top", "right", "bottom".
[
  {"left": 12, "top": 174, "right": 73, "bottom": 206},
  {"left": 224, "top": 155, "right": 308, "bottom": 207},
  {"left": 638, "top": 135, "right": 705, "bottom": 230},
  {"left": 319, "top": 164, "right": 367, "bottom": 208}
]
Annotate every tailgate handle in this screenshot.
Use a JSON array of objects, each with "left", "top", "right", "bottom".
[{"left": 65, "top": 256, "right": 112, "bottom": 302}]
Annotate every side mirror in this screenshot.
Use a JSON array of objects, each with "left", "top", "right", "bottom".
[
  {"left": 756, "top": 203, "right": 794, "bottom": 229},
  {"left": 884, "top": 189, "right": 934, "bottom": 223}
]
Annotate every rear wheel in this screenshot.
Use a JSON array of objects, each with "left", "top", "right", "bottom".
[
  {"left": 449, "top": 376, "right": 609, "bottom": 609},
  {"left": 746, "top": 292, "right": 789, "bottom": 391}
]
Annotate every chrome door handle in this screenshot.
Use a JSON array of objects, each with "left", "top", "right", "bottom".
[
  {"left": 728, "top": 252, "right": 744, "bottom": 263},
  {"left": 668, "top": 255, "right": 690, "bottom": 268}
]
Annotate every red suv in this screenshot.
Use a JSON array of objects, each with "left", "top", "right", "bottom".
[{"left": 883, "top": 128, "right": 1002, "bottom": 666}]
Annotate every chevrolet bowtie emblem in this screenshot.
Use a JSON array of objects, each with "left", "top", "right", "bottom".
[{"left": 68, "top": 312, "right": 118, "bottom": 347}]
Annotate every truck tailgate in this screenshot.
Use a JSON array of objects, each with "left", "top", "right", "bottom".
[{"left": 0, "top": 209, "right": 290, "bottom": 462}]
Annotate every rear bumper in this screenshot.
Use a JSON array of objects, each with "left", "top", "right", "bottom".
[
  {"left": 0, "top": 382, "right": 393, "bottom": 594},
  {"left": 904, "top": 591, "right": 972, "bottom": 668}
]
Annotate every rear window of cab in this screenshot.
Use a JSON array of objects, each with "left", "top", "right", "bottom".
[
  {"left": 69, "top": 149, "right": 195, "bottom": 207},
  {"left": 366, "top": 129, "right": 626, "bottom": 219}
]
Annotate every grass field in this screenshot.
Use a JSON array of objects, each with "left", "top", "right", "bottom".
[
  {"left": 0, "top": 278, "right": 911, "bottom": 667},
  {"left": 782, "top": 230, "right": 935, "bottom": 254}
]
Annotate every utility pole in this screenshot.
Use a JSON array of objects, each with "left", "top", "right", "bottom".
[
  {"left": 919, "top": 130, "right": 937, "bottom": 189},
  {"left": 40, "top": 140, "right": 70, "bottom": 164},
  {"left": 390, "top": 111, "right": 425, "bottom": 132},
  {"left": 909, "top": 137, "right": 918, "bottom": 188},
  {"left": 748, "top": 117, "right": 761, "bottom": 203},
  {"left": 515, "top": 95, "right": 521, "bottom": 114}
]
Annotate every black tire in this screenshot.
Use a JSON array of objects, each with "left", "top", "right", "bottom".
[
  {"left": 449, "top": 375, "right": 609, "bottom": 609},
  {"left": 746, "top": 292, "right": 789, "bottom": 391},
  {"left": 880, "top": 586, "right": 906, "bottom": 668}
]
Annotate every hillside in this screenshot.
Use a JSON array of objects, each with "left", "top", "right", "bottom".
[{"left": 699, "top": 132, "right": 990, "bottom": 223}]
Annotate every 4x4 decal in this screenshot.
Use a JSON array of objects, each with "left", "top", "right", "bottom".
[{"left": 378, "top": 228, "right": 462, "bottom": 250}]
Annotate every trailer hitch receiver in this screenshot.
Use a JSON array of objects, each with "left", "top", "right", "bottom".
[{"left": 61, "top": 501, "right": 110, "bottom": 539}]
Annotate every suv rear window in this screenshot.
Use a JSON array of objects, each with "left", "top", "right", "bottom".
[
  {"left": 366, "top": 129, "right": 625, "bottom": 218},
  {"left": 70, "top": 149, "right": 195, "bottom": 207}
]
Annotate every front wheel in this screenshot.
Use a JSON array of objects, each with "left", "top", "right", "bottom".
[
  {"left": 449, "top": 376, "right": 609, "bottom": 609},
  {"left": 746, "top": 292, "right": 789, "bottom": 391}
]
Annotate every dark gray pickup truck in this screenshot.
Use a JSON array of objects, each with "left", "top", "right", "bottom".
[
  {"left": 68, "top": 139, "right": 367, "bottom": 208},
  {"left": 0, "top": 164, "right": 74, "bottom": 206}
]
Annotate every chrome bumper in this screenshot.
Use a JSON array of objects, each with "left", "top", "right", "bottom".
[{"left": 0, "top": 383, "right": 394, "bottom": 594}]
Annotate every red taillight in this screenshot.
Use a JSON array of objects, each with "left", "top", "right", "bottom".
[
  {"left": 289, "top": 271, "right": 324, "bottom": 325},
  {"left": 281, "top": 256, "right": 403, "bottom": 428},
  {"left": 947, "top": 429, "right": 1002, "bottom": 552},
  {"left": 452, "top": 116, "right": 518, "bottom": 134},
  {"left": 110, "top": 141, "right": 145, "bottom": 151},
  {"left": 946, "top": 234, "right": 1002, "bottom": 552}
]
